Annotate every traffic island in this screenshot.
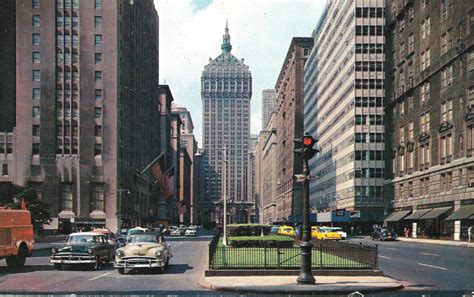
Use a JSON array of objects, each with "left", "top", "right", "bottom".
[{"left": 198, "top": 275, "right": 403, "bottom": 294}]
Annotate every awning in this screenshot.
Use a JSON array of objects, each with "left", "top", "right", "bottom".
[
  {"left": 419, "top": 207, "right": 452, "bottom": 220},
  {"left": 404, "top": 209, "right": 432, "bottom": 220},
  {"left": 385, "top": 210, "right": 411, "bottom": 222},
  {"left": 445, "top": 205, "right": 474, "bottom": 221}
]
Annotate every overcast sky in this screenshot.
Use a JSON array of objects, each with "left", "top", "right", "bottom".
[{"left": 154, "top": 0, "right": 326, "bottom": 145}]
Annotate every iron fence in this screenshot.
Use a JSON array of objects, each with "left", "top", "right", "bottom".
[{"left": 209, "top": 239, "right": 378, "bottom": 270}]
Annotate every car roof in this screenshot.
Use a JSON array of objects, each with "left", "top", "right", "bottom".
[
  {"left": 69, "top": 232, "right": 105, "bottom": 236},
  {"left": 129, "top": 231, "right": 162, "bottom": 237}
]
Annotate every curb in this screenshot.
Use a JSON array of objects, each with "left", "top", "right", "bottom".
[
  {"left": 197, "top": 278, "right": 404, "bottom": 294},
  {"left": 398, "top": 238, "right": 474, "bottom": 248}
]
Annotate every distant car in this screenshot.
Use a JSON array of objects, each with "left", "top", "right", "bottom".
[
  {"left": 270, "top": 226, "right": 279, "bottom": 235},
  {"left": 50, "top": 232, "right": 115, "bottom": 270},
  {"left": 185, "top": 227, "right": 196, "bottom": 236},
  {"left": 115, "top": 232, "right": 171, "bottom": 274},
  {"left": 278, "top": 226, "right": 295, "bottom": 237},
  {"left": 323, "top": 227, "right": 347, "bottom": 239},
  {"left": 311, "top": 226, "right": 342, "bottom": 240},
  {"left": 170, "top": 227, "right": 186, "bottom": 236},
  {"left": 91, "top": 228, "right": 119, "bottom": 248},
  {"left": 126, "top": 227, "right": 149, "bottom": 243},
  {"left": 371, "top": 228, "right": 398, "bottom": 241}
]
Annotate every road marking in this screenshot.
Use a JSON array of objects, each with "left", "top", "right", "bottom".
[
  {"left": 386, "top": 247, "right": 398, "bottom": 251},
  {"left": 88, "top": 272, "right": 111, "bottom": 281},
  {"left": 417, "top": 263, "right": 447, "bottom": 271},
  {"left": 379, "top": 255, "right": 391, "bottom": 259},
  {"left": 421, "top": 252, "right": 439, "bottom": 256}
]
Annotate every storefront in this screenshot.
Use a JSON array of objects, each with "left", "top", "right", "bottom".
[
  {"left": 445, "top": 204, "right": 474, "bottom": 241},
  {"left": 403, "top": 207, "right": 453, "bottom": 239},
  {"left": 384, "top": 210, "right": 411, "bottom": 235}
]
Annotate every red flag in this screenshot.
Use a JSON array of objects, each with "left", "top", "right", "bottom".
[
  {"left": 163, "top": 172, "right": 173, "bottom": 199},
  {"left": 151, "top": 163, "right": 163, "bottom": 184},
  {"left": 177, "top": 201, "right": 187, "bottom": 215},
  {"left": 21, "top": 197, "right": 27, "bottom": 210}
]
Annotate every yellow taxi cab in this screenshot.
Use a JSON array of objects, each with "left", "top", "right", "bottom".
[
  {"left": 278, "top": 225, "right": 295, "bottom": 237},
  {"left": 311, "top": 226, "right": 342, "bottom": 240}
]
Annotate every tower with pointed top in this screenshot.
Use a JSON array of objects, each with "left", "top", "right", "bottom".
[{"left": 201, "top": 23, "right": 254, "bottom": 224}]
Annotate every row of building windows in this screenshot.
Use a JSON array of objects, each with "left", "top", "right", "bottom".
[{"left": 355, "top": 133, "right": 384, "bottom": 143}]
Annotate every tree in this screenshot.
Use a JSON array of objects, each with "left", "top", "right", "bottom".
[{"left": 0, "top": 182, "right": 51, "bottom": 232}]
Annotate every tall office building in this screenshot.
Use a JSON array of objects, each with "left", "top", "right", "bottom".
[
  {"left": 201, "top": 23, "right": 253, "bottom": 223},
  {"left": 14, "top": 0, "right": 160, "bottom": 232},
  {"left": 385, "top": 0, "right": 474, "bottom": 240},
  {"left": 304, "top": 0, "right": 385, "bottom": 229},
  {"left": 261, "top": 89, "right": 277, "bottom": 130}
]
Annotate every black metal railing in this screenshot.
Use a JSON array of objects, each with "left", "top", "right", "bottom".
[{"left": 208, "top": 239, "right": 378, "bottom": 270}]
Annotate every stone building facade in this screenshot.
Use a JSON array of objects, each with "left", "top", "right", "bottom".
[
  {"left": 13, "top": 0, "right": 160, "bottom": 232},
  {"left": 201, "top": 23, "right": 254, "bottom": 224},
  {"left": 274, "top": 37, "right": 313, "bottom": 223},
  {"left": 261, "top": 89, "right": 277, "bottom": 130},
  {"left": 305, "top": 0, "right": 386, "bottom": 230},
  {"left": 386, "top": 0, "right": 474, "bottom": 240}
]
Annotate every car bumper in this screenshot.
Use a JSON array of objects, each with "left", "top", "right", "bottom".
[
  {"left": 51, "top": 256, "right": 95, "bottom": 264},
  {"left": 115, "top": 258, "right": 165, "bottom": 268}
]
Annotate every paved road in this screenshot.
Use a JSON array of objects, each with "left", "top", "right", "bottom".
[
  {"left": 347, "top": 237, "right": 474, "bottom": 293},
  {"left": 0, "top": 233, "right": 215, "bottom": 294}
]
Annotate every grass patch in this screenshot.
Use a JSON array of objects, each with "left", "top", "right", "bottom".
[{"left": 227, "top": 235, "right": 294, "bottom": 248}]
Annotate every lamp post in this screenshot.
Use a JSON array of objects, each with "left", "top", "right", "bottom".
[
  {"left": 117, "top": 186, "right": 130, "bottom": 231},
  {"left": 222, "top": 142, "right": 228, "bottom": 246}
]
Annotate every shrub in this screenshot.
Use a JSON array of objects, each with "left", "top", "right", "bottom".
[
  {"left": 228, "top": 235, "right": 294, "bottom": 248},
  {"left": 227, "top": 224, "right": 272, "bottom": 236}
]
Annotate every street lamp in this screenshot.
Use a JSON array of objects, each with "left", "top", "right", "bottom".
[{"left": 117, "top": 186, "right": 131, "bottom": 231}]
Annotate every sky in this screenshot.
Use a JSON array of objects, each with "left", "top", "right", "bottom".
[{"left": 154, "top": 0, "right": 327, "bottom": 145}]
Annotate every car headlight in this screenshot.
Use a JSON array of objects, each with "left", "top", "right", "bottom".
[
  {"left": 155, "top": 250, "right": 163, "bottom": 256},
  {"left": 115, "top": 249, "right": 125, "bottom": 257},
  {"left": 51, "top": 248, "right": 58, "bottom": 254},
  {"left": 87, "top": 248, "right": 94, "bottom": 254}
]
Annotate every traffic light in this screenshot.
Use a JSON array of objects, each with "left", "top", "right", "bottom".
[{"left": 294, "top": 135, "right": 318, "bottom": 160}]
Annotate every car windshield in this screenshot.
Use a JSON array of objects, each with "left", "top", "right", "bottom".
[
  {"left": 284, "top": 228, "right": 292, "bottom": 232},
  {"left": 67, "top": 235, "right": 99, "bottom": 244},
  {"left": 128, "top": 229, "right": 146, "bottom": 236},
  {"left": 130, "top": 235, "right": 157, "bottom": 243}
]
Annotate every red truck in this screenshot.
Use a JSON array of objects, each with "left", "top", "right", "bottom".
[{"left": 0, "top": 208, "right": 35, "bottom": 268}]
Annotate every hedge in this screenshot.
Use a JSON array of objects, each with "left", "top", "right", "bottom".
[
  {"left": 228, "top": 235, "right": 294, "bottom": 248},
  {"left": 227, "top": 224, "right": 272, "bottom": 236}
]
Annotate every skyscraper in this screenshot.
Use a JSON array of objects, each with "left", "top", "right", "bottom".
[
  {"left": 304, "top": 0, "right": 386, "bottom": 228},
  {"left": 261, "top": 89, "right": 276, "bottom": 130},
  {"left": 13, "top": 0, "right": 160, "bottom": 232},
  {"left": 201, "top": 23, "right": 253, "bottom": 223}
]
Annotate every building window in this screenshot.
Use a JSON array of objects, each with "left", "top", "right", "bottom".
[
  {"left": 441, "top": 65, "right": 453, "bottom": 89},
  {"left": 95, "top": 35, "right": 102, "bottom": 46},
  {"left": 95, "top": 53, "right": 102, "bottom": 64},
  {"left": 61, "top": 183, "right": 73, "bottom": 211},
  {"left": 2, "top": 164, "right": 8, "bottom": 176},
  {"left": 94, "top": 143, "right": 102, "bottom": 156},
  {"left": 32, "top": 0, "right": 40, "bottom": 8},
  {"left": 33, "top": 125, "right": 40, "bottom": 136},
  {"left": 420, "top": 82, "right": 430, "bottom": 102},
  {"left": 94, "top": 16, "right": 102, "bottom": 28},
  {"left": 441, "top": 99, "right": 453, "bottom": 122},
  {"left": 469, "top": 51, "right": 474, "bottom": 72},
  {"left": 95, "top": 0, "right": 102, "bottom": 9},
  {"left": 95, "top": 89, "right": 102, "bottom": 100},
  {"left": 33, "top": 88, "right": 40, "bottom": 100},
  {"left": 32, "top": 70, "right": 40, "bottom": 81},
  {"left": 90, "top": 183, "right": 105, "bottom": 211},
  {"left": 33, "top": 107, "right": 41, "bottom": 118},
  {"left": 32, "top": 33, "right": 40, "bottom": 45},
  {"left": 95, "top": 107, "right": 102, "bottom": 118},
  {"left": 32, "top": 52, "right": 40, "bottom": 63},
  {"left": 33, "top": 15, "right": 40, "bottom": 27},
  {"left": 95, "top": 71, "right": 102, "bottom": 82},
  {"left": 32, "top": 143, "right": 40, "bottom": 155},
  {"left": 94, "top": 126, "right": 102, "bottom": 137},
  {"left": 72, "top": 0, "right": 79, "bottom": 8}
]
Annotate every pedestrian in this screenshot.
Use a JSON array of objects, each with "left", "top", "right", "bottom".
[
  {"left": 468, "top": 225, "right": 473, "bottom": 242},
  {"left": 404, "top": 226, "right": 409, "bottom": 238}
]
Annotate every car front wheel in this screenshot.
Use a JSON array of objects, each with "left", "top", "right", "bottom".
[{"left": 117, "top": 268, "right": 125, "bottom": 274}]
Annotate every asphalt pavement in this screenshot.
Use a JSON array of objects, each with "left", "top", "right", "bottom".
[{"left": 346, "top": 237, "right": 474, "bottom": 293}]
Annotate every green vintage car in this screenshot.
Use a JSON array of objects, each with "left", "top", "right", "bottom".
[
  {"left": 50, "top": 232, "right": 115, "bottom": 270},
  {"left": 114, "top": 232, "right": 171, "bottom": 274}
]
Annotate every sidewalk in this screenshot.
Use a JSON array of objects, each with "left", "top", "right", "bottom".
[
  {"left": 398, "top": 237, "right": 474, "bottom": 248},
  {"left": 199, "top": 275, "right": 403, "bottom": 294}
]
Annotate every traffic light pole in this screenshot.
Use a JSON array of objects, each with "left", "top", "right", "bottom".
[{"left": 297, "top": 158, "right": 316, "bottom": 284}]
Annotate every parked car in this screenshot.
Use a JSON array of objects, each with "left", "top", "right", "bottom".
[
  {"left": 311, "top": 226, "right": 342, "bottom": 240},
  {"left": 278, "top": 225, "right": 295, "bottom": 237},
  {"left": 371, "top": 228, "right": 398, "bottom": 241},
  {"left": 50, "top": 232, "right": 115, "bottom": 270},
  {"left": 322, "top": 227, "right": 347, "bottom": 239},
  {"left": 170, "top": 227, "right": 186, "bottom": 236},
  {"left": 115, "top": 232, "right": 171, "bottom": 274},
  {"left": 185, "top": 226, "right": 196, "bottom": 236},
  {"left": 270, "top": 226, "right": 280, "bottom": 235}
]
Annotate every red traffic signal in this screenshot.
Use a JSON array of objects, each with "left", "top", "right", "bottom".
[
  {"left": 303, "top": 136, "right": 316, "bottom": 147},
  {"left": 294, "top": 135, "right": 318, "bottom": 160}
]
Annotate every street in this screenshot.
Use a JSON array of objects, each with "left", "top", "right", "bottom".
[
  {"left": 0, "top": 234, "right": 213, "bottom": 294},
  {"left": 348, "top": 238, "right": 474, "bottom": 293}
]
